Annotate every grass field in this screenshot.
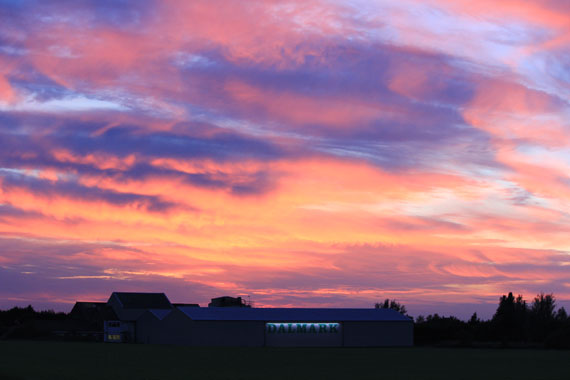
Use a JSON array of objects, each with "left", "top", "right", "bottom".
[{"left": 0, "top": 341, "right": 568, "bottom": 380}]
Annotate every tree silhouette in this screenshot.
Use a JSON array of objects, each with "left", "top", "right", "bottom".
[
  {"left": 375, "top": 299, "right": 407, "bottom": 315},
  {"left": 530, "top": 292, "right": 556, "bottom": 341},
  {"left": 531, "top": 293, "right": 555, "bottom": 320},
  {"left": 468, "top": 312, "right": 479, "bottom": 325},
  {"left": 492, "top": 292, "right": 528, "bottom": 342},
  {"left": 555, "top": 307, "right": 568, "bottom": 322}
]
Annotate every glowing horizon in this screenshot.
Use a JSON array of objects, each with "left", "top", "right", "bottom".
[{"left": 1, "top": 0, "right": 569, "bottom": 319}]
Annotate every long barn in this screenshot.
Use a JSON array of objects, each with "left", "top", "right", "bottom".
[
  {"left": 136, "top": 305, "right": 413, "bottom": 347},
  {"left": 85, "top": 292, "right": 413, "bottom": 347}
]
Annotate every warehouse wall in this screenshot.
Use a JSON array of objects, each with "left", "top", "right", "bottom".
[
  {"left": 136, "top": 311, "right": 413, "bottom": 347},
  {"left": 265, "top": 322, "right": 343, "bottom": 347},
  {"left": 137, "top": 312, "right": 163, "bottom": 344},
  {"left": 191, "top": 321, "right": 264, "bottom": 347},
  {"left": 137, "top": 310, "right": 265, "bottom": 346},
  {"left": 342, "top": 321, "right": 413, "bottom": 346},
  {"left": 137, "top": 309, "right": 193, "bottom": 345}
]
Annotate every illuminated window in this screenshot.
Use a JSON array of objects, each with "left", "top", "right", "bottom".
[{"left": 107, "top": 334, "right": 121, "bottom": 341}]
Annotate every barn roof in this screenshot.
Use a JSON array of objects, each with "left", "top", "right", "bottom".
[
  {"left": 177, "top": 307, "right": 411, "bottom": 321},
  {"left": 111, "top": 292, "right": 172, "bottom": 309},
  {"left": 148, "top": 309, "right": 173, "bottom": 320},
  {"left": 70, "top": 301, "right": 118, "bottom": 321}
]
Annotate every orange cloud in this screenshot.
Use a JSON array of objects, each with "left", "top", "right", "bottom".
[
  {"left": 0, "top": 75, "right": 14, "bottom": 103},
  {"left": 2, "top": 0, "right": 569, "bottom": 315}
]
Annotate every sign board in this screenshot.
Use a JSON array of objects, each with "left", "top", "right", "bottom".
[{"left": 265, "top": 322, "right": 342, "bottom": 346}]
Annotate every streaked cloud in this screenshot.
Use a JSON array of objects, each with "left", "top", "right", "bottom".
[{"left": 0, "top": 0, "right": 568, "bottom": 318}]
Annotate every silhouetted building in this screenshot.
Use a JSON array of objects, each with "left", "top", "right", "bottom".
[
  {"left": 73, "top": 292, "right": 412, "bottom": 346},
  {"left": 69, "top": 302, "right": 117, "bottom": 326},
  {"left": 107, "top": 292, "right": 173, "bottom": 320},
  {"left": 136, "top": 305, "right": 413, "bottom": 347},
  {"left": 208, "top": 296, "right": 250, "bottom": 308},
  {"left": 104, "top": 292, "right": 173, "bottom": 342}
]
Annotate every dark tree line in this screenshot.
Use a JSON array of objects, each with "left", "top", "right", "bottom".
[
  {"left": 0, "top": 305, "right": 67, "bottom": 339},
  {"left": 412, "top": 292, "right": 570, "bottom": 348},
  {"left": 0, "top": 305, "right": 66, "bottom": 324}
]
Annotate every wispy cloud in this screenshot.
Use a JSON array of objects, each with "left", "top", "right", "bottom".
[{"left": 0, "top": 0, "right": 569, "bottom": 317}]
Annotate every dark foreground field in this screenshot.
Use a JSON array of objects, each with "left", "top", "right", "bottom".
[{"left": 0, "top": 341, "right": 568, "bottom": 380}]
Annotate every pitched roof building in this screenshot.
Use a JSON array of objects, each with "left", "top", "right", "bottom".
[
  {"left": 72, "top": 292, "right": 413, "bottom": 347},
  {"left": 137, "top": 304, "right": 413, "bottom": 347},
  {"left": 107, "top": 292, "right": 173, "bottom": 322}
]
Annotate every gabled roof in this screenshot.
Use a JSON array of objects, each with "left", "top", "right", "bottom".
[
  {"left": 177, "top": 307, "right": 411, "bottom": 322},
  {"left": 70, "top": 301, "right": 106, "bottom": 312},
  {"left": 110, "top": 292, "right": 172, "bottom": 309},
  {"left": 148, "top": 309, "right": 172, "bottom": 320},
  {"left": 70, "top": 302, "right": 118, "bottom": 321}
]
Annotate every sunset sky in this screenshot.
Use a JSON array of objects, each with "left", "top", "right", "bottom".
[{"left": 1, "top": 0, "right": 569, "bottom": 319}]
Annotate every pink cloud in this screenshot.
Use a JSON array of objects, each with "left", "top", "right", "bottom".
[{"left": 1, "top": 0, "right": 569, "bottom": 317}]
